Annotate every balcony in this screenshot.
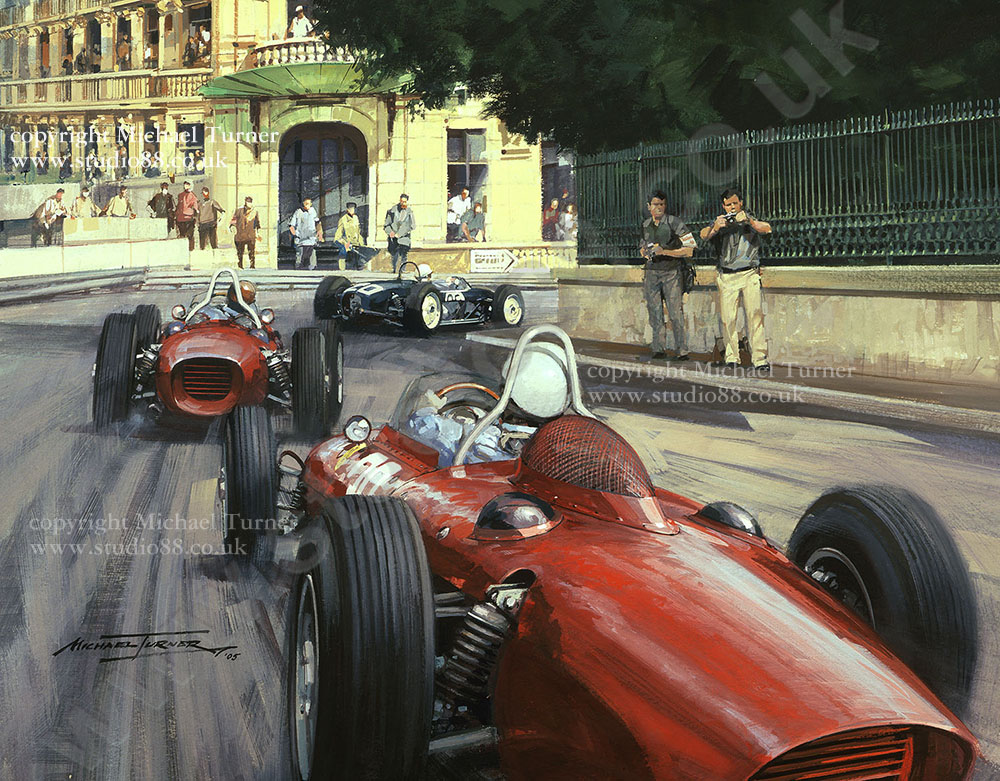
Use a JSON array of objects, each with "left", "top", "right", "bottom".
[
  {"left": 0, "top": 68, "right": 212, "bottom": 109},
  {"left": 202, "top": 37, "right": 405, "bottom": 98},
  {"left": 239, "top": 37, "right": 355, "bottom": 70}
]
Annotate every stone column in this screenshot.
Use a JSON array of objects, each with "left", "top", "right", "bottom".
[
  {"left": 132, "top": 7, "right": 145, "bottom": 69},
  {"left": 99, "top": 12, "right": 114, "bottom": 73},
  {"left": 162, "top": 112, "right": 179, "bottom": 179},
  {"left": 157, "top": 11, "right": 167, "bottom": 69},
  {"left": 26, "top": 28, "right": 39, "bottom": 79}
]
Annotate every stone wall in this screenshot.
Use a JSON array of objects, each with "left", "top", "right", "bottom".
[{"left": 556, "top": 266, "right": 1000, "bottom": 387}]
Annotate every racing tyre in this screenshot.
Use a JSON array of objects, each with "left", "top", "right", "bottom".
[
  {"left": 313, "top": 275, "right": 351, "bottom": 320},
  {"left": 403, "top": 282, "right": 443, "bottom": 334},
  {"left": 288, "top": 495, "right": 434, "bottom": 781},
  {"left": 93, "top": 312, "right": 138, "bottom": 429},
  {"left": 222, "top": 405, "right": 277, "bottom": 557},
  {"left": 491, "top": 284, "right": 525, "bottom": 327},
  {"left": 133, "top": 304, "right": 161, "bottom": 349},
  {"left": 787, "top": 485, "right": 977, "bottom": 714},
  {"left": 322, "top": 320, "right": 344, "bottom": 425},
  {"left": 292, "top": 328, "right": 330, "bottom": 437}
]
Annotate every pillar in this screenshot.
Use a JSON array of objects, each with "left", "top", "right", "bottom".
[{"left": 99, "top": 13, "right": 114, "bottom": 72}]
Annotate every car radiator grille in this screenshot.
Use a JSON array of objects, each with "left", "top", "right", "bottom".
[
  {"left": 178, "top": 359, "right": 233, "bottom": 401},
  {"left": 752, "top": 726, "right": 914, "bottom": 781}
]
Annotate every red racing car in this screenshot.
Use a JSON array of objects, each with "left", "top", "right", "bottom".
[
  {"left": 279, "top": 325, "right": 979, "bottom": 780},
  {"left": 92, "top": 268, "right": 344, "bottom": 549}
]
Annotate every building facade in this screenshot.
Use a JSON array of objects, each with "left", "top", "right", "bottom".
[{"left": 0, "top": 0, "right": 570, "bottom": 265}]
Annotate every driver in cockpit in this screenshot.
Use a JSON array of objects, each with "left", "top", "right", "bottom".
[
  {"left": 404, "top": 342, "right": 571, "bottom": 468},
  {"left": 219, "top": 280, "right": 259, "bottom": 319}
]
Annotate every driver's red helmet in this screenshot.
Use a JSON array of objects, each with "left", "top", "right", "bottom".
[{"left": 227, "top": 280, "right": 257, "bottom": 306}]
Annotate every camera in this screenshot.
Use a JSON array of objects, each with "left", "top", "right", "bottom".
[{"left": 724, "top": 212, "right": 738, "bottom": 222}]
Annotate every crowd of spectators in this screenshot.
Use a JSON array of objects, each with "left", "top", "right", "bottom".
[{"left": 542, "top": 190, "right": 577, "bottom": 241}]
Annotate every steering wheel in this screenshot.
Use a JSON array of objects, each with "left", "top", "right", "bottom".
[
  {"left": 434, "top": 382, "right": 500, "bottom": 423},
  {"left": 397, "top": 260, "right": 426, "bottom": 281}
]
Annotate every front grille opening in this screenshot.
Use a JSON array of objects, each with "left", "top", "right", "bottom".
[
  {"left": 178, "top": 358, "right": 233, "bottom": 401},
  {"left": 753, "top": 726, "right": 914, "bottom": 781}
]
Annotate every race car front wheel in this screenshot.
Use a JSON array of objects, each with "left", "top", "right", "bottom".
[
  {"left": 288, "top": 495, "right": 435, "bottom": 781},
  {"left": 93, "top": 312, "right": 138, "bottom": 429},
  {"left": 404, "top": 283, "right": 443, "bottom": 334},
  {"left": 291, "top": 327, "right": 331, "bottom": 437},
  {"left": 491, "top": 284, "right": 525, "bottom": 327},
  {"left": 221, "top": 405, "right": 277, "bottom": 557},
  {"left": 133, "top": 303, "right": 161, "bottom": 349},
  {"left": 787, "top": 485, "right": 977, "bottom": 715},
  {"left": 313, "top": 275, "right": 351, "bottom": 320},
  {"left": 322, "top": 320, "right": 344, "bottom": 425}
]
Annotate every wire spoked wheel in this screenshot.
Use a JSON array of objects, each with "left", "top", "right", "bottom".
[{"left": 803, "top": 546, "right": 876, "bottom": 627}]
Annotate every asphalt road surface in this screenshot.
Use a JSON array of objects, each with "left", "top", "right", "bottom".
[{"left": 0, "top": 286, "right": 997, "bottom": 780}]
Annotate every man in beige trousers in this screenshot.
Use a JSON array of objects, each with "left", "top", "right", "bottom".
[{"left": 700, "top": 188, "right": 773, "bottom": 372}]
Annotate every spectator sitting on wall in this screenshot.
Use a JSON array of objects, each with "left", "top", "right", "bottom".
[
  {"left": 31, "top": 189, "right": 68, "bottom": 247},
  {"left": 461, "top": 202, "right": 486, "bottom": 242},
  {"left": 102, "top": 185, "right": 136, "bottom": 218},
  {"left": 446, "top": 187, "right": 471, "bottom": 242},
  {"left": 287, "top": 5, "right": 316, "bottom": 38},
  {"left": 182, "top": 36, "right": 198, "bottom": 67},
  {"left": 542, "top": 198, "right": 560, "bottom": 241},
  {"left": 75, "top": 48, "right": 88, "bottom": 74},
  {"left": 556, "top": 203, "right": 577, "bottom": 241}
]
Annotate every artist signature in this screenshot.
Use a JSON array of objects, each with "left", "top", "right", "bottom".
[{"left": 53, "top": 630, "right": 239, "bottom": 663}]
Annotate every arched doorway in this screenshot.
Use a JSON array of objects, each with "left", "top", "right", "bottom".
[{"left": 278, "top": 123, "right": 369, "bottom": 257}]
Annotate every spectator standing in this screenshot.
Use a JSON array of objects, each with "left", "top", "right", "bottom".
[
  {"left": 461, "top": 202, "right": 486, "bottom": 242},
  {"left": 287, "top": 5, "right": 315, "bottom": 38},
  {"left": 91, "top": 43, "right": 101, "bottom": 73},
  {"left": 197, "top": 187, "right": 224, "bottom": 249},
  {"left": 71, "top": 186, "right": 100, "bottom": 218},
  {"left": 556, "top": 203, "right": 577, "bottom": 241},
  {"left": 75, "top": 48, "right": 88, "bottom": 74},
  {"left": 115, "top": 144, "right": 129, "bottom": 180},
  {"left": 31, "top": 189, "right": 68, "bottom": 247},
  {"left": 542, "top": 198, "right": 560, "bottom": 241},
  {"left": 37, "top": 148, "right": 50, "bottom": 176},
  {"left": 333, "top": 202, "right": 376, "bottom": 270},
  {"left": 174, "top": 180, "right": 198, "bottom": 250},
  {"left": 102, "top": 185, "right": 136, "bottom": 218},
  {"left": 640, "top": 190, "right": 696, "bottom": 361},
  {"left": 384, "top": 193, "right": 415, "bottom": 272},
  {"left": 290, "top": 197, "right": 323, "bottom": 269},
  {"left": 700, "top": 188, "right": 773, "bottom": 372},
  {"left": 143, "top": 43, "right": 154, "bottom": 69},
  {"left": 198, "top": 25, "right": 211, "bottom": 56},
  {"left": 229, "top": 196, "right": 261, "bottom": 268},
  {"left": 182, "top": 36, "right": 197, "bottom": 67},
  {"left": 446, "top": 187, "right": 471, "bottom": 242},
  {"left": 61, "top": 56, "right": 73, "bottom": 76},
  {"left": 147, "top": 182, "right": 176, "bottom": 235},
  {"left": 116, "top": 35, "right": 131, "bottom": 71}
]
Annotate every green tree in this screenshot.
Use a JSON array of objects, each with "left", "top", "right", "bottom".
[{"left": 313, "top": 0, "right": 1000, "bottom": 152}]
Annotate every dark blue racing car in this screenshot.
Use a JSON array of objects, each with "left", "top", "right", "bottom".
[{"left": 312, "top": 261, "right": 526, "bottom": 334}]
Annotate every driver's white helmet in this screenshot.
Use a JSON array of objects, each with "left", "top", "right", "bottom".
[
  {"left": 503, "top": 342, "right": 570, "bottom": 420},
  {"left": 417, "top": 263, "right": 433, "bottom": 279}
]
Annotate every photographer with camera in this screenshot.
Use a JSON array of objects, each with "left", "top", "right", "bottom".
[
  {"left": 640, "top": 191, "right": 697, "bottom": 362},
  {"left": 700, "top": 188, "right": 772, "bottom": 372}
]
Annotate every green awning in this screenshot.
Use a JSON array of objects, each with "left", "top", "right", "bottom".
[{"left": 199, "top": 63, "right": 405, "bottom": 98}]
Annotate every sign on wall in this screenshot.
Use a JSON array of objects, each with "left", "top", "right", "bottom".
[{"left": 470, "top": 248, "right": 518, "bottom": 272}]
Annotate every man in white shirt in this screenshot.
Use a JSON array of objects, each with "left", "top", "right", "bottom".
[
  {"left": 287, "top": 6, "right": 315, "bottom": 38},
  {"left": 446, "top": 187, "right": 471, "bottom": 242}
]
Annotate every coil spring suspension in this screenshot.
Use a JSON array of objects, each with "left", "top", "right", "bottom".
[
  {"left": 267, "top": 352, "right": 292, "bottom": 398},
  {"left": 134, "top": 347, "right": 158, "bottom": 390},
  {"left": 438, "top": 585, "right": 529, "bottom": 707}
]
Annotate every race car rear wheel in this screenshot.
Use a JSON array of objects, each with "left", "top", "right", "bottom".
[
  {"left": 93, "top": 312, "right": 138, "bottom": 429},
  {"left": 288, "top": 495, "right": 434, "bottom": 781},
  {"left": 787, "top": 485, "right": 977, "bottom": 714},
  {"left": 133, "top": 304, "right": 161, "bottom": 349},
  {"left": 491, "top": 284, "right": 525, "bottom": 327},
  {"left": 313, "top": 275, "right": 351, "bottom": 320},
  {"left": 404, "top": 282, "right": 443, "bottom": 334},
  {"left": 322, "top": 320, "right": 344, "bottom": 425},
  {"left": 222, "top": 405, "right": 277, "bottom": 556},
  {"left": 292, "top": 327, "right": 330, "bottom": 437}
]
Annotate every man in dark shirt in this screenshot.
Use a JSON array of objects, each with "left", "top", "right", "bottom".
[
  {"left": 699, "top": 187, "right": 773, "bottom": 371},
  {"left": 147, "top": 182, "right": 176, "bottom": 235},
  {"left": 641, "top": 190, "right": 696, "bottom": 361},
  {"left": 197, "top": 187, "right": 225, "bottom": 249},
  {"left": 461, "top": 202, "right": 486, "bottom": 242}
]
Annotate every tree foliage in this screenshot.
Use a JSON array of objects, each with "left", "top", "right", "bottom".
[{"left": 312, "top": 0, "right": 1000, "bottom": 152}]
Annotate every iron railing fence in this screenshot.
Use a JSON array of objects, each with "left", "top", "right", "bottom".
[{"left": 577, "top": 99, "right": 1000, "bottom": 264}]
